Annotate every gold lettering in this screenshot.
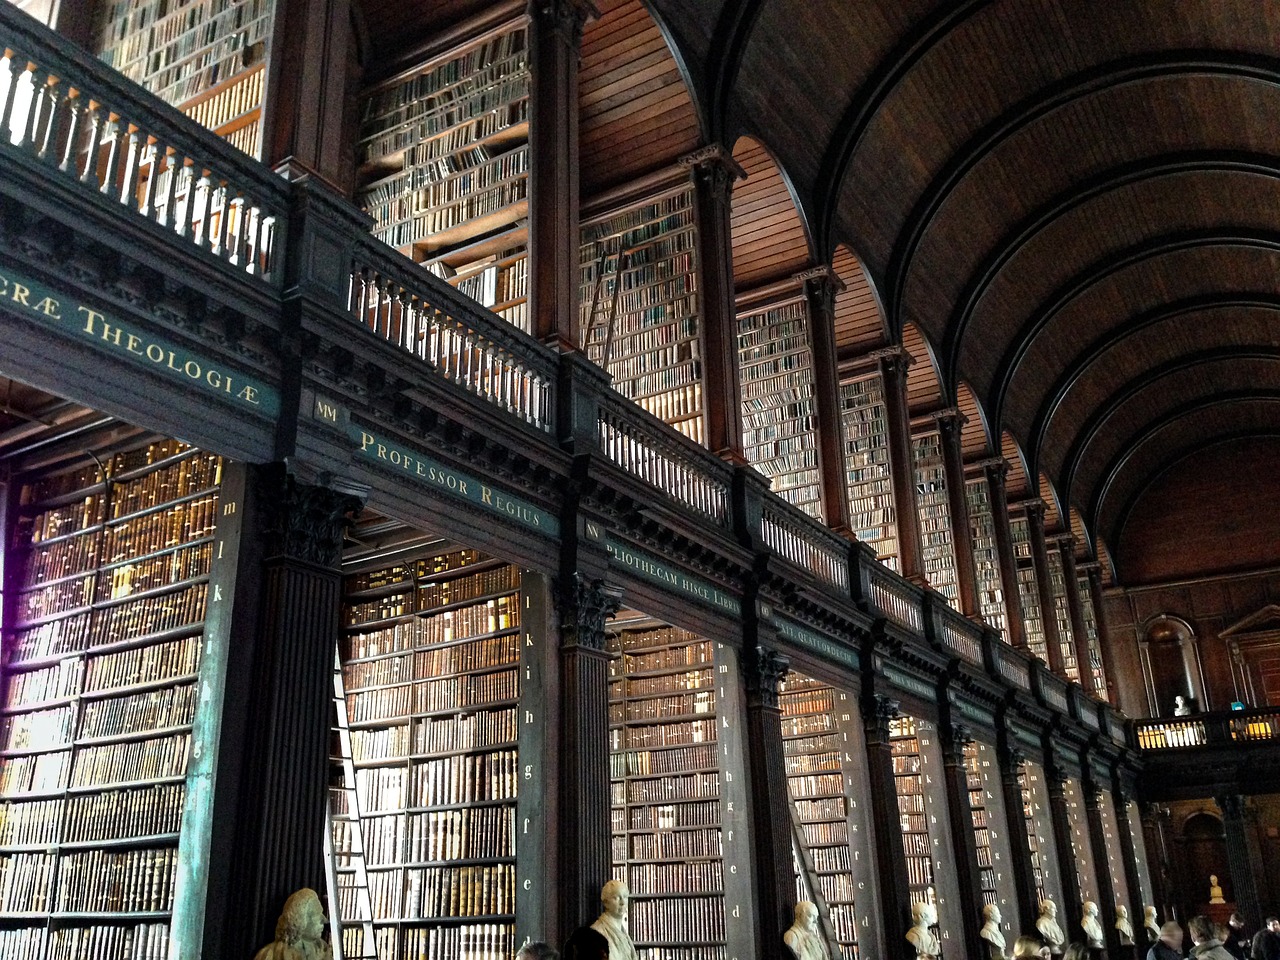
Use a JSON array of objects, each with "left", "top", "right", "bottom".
[
  {"left": 78, "top": 306, "right": 105, "bottom": 333},
  {"left": 481, "top": 485, "right": 493, "bottom": 505},
  {"left": 33, "top": 296, "right": 59, "bottom": 318},
  {"left": 126, "top": 334, "right": 144, "bottom": 356},
  {"left": 11, "top": 283, "right": 30, "bottom": 306},
  {"left": 146, "top": 343, "right": 165, "bottom": 362},
  {"left": 237, "top": 385, "right": 259, "bottom": 404}
]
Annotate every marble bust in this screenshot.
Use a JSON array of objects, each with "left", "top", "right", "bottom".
[
  {"left": 1209, "top": 875, "right": 1226, "bottom": 904},
  {"left": 980, "top": 902, "right": 1007, "bottom": 959},
  {"left": 1116, "top": 904, "right": 1134, "bottom": 945},
  {"left": 253, "top": 888, "right": 332, "bottom": 960},
  {"left": 784, "top": 901, "right": 829, "bottom": 960},
  {"left": 1081, "top": 900, "right": 1105, "bottom": 949},
  {"left": 906, "top": 900, "right": 941, "bottom": 960},
  {"left": 591, "top": 879, "right": 638, "bottom": 960},
  {"left": 1036, "top": 899, "right": 1066, "bottom": 955},
  {"left": 1143, "top": 905, "right": 1160, "bottom": 942}
]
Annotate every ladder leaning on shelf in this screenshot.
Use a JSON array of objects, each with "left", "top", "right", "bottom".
[{"left": 326, "top": 646, "right": 378, "bottom": 960}]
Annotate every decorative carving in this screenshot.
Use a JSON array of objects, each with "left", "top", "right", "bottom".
[
  {"left": 866, "top": 694, "right": 901, "bottom": 738},
  {"left": 745, "top": 645, "right": 789, "bottom": 708},
  {"left": 257, "top": 467, "right": 362, "bottom": 568},
  {"left": 530, "top": 0, "right": 596, "bottom": 50},
  {"left": 943, "top": 721, "right": 974, "bottom": 760},
  {"left": 556, "top": 573, "right": 622, "bottom": 651},
  {"left": 679, "top": 144, "right": 746, "bottom": 206}
]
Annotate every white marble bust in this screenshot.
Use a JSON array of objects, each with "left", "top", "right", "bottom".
[
  {"left": 1037, "top": 899, "right": 1066, "bottom": 955},
  {"left": 1144, "top": 905, "right": 1160, "bottom": 942},
  {"left": 784, "top": 901, "right": 829, "bottom": 960},
  {"left": 591, "top": 879, "right": 638, "bottom": 960},
  {"left": 253, "top": 888, "right": 333, "bottom": 960},
  {"left": 906, "top": 900, "right": 941, "bottom": 960},
  {"left": 1081, "top": 900, "right": 1105, "bottom": 949},
  {"left": 1116, "top": 904, "right": 1134, "bottom": 945},
  {"left": 980, "top": 902, "right": 1007, "bottom": 959}
]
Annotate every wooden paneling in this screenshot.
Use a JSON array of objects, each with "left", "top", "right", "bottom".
[
  {"left": 832, "top": 244, "right": 887, "bottom": 355},
  {"left": 1001, "top": 432, "right": 1030, "bottom": 502},
  {"left": 579, "top": 0, "right": 701, "bottom": 195},
  {"left": 1038, "top": 473, "right": 1063, "bottom": 534},
  {"left": 901, "top": 321, "right": 943, "bottom": 415},
  {"left": 956, "top": 381, "right": 991, "bottom": 461},
  {"left": 728, "top": 138, "right": 811, "bottom": 289},
  {"left": 1068, "top": 509, "right": 1091, "bottom": 560}
]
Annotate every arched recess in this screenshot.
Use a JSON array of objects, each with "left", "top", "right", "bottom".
[
  {"left": 1140, "top": 614, "right": 1206, "bottom": 716},
  {"left": 1000, "top": 431, "right": 1031, "bottom": 502},
  {"left": 901, "top": 321, "right": 945, "bottom": 417},
  {"left": 1037, "top": 474, "right": 1064, "bottom": 534},
  {"left": 831, "top": 243, "right": 888, "bottom": 357},
  {"left": 1067, "top": 508, "right": 1093, "bottom": 561},
  {"left": 729, "top": 136, "right": 813, "bottom": 290},
  {"left": 956, "top": 381, "right": 994, "bottom": 461},
  {"left": 578, "top": 0, "right": 703, "bottom": 195}
]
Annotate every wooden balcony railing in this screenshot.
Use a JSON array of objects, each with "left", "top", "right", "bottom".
[
  {"left": 863, "top": 564, "right": 925, "bottom": 634},
  {"left": 760, "top": 496, "right": 850, "bottom": 593},
  {"left": 931, "top": 601, "right": 985, "bottom": 667},
  {"left": 1134, "top": 706, "right": 1280, "bottom": 750},
  {"left": 0, "top": 4, "right": 287, "bottom": 283}
]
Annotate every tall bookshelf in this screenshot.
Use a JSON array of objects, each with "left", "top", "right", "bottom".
[
  {"left": 737, "top": 299, "right": 822, "bottom": 519},
  {"left": 965, "top": 477, "right": 1009, "bottom": 642},
  {"left": 608, "top": 624, "right": 738, "bottom": 960},
  {"left": 1077, "top": 578, "right": 1105, "bottom": 696},
  {"left": 1045, "top": 551, "right": 1078, "bottom": 682},
  {"left": 963, "top": 740, "right": 1017, "bottom": 930},
  {"left": 332, "top": 548, "right": 529, "bottom": 960},
  {"left": 889, "top": 714, "right": 947, "bottom": 950},
  {"left": 840, "top": 373, "right": 898, "bottom": 569},
  {"left": 912, "top": 430, "right": 958, "bottom": 605},
  {"left": 779, "top": 673, "right": 866, "bottom": 960},
  {"left": 356, "top": 22, "right": 532, "bottom": 334},
  {"left": 962, "top": 742, "right": 997, "bottom": 907},
  {"left": 1018, "top": 763, "right": 1060, "bottom": 909},
  {"left": 0, "top": 441, "right": 223, "bottom": 960},
  {"left": 94, "top": 0, "right": 275, "bottom": 156},
  {"left": 580, "top": 185, "right": 705, "bottom": 442},
  {"left": 1096, "top": 790, "right": 1129, "bottom": 916},
  {"left": 1063, "top": 778, "right": 1097, "bottom": 903},
  {"left": 1009, "top": 517, "right": 1047, "bottom": 664}
]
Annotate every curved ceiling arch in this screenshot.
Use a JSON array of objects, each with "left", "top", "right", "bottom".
[
  {"left": 902, "top": 321, "right": 946, "bottom": 415},
  {"left": 876, "top": 53, "right": 1280, "bottom": 331},
  {"left": 1028, "top": 294, "right": 1280, "bottom": 474},
  {"left": 1037, "top": 473, "right": 1065, "bottom": 534},
  {"left": 1000, "top": 430, "right": 1032, "bottom": 501},
  {"left": 832, "top": 243, "right": 888, "bottom": 355},
  {"left": 1059, "top": 349, "right": 1280, "bottom": 505},
  {"left": 811, "top": 0, "right": 993, "bottom": 256},
  {"left": 987, "top": 231, "right": 1280, "bottom": 433},
  {"left": 939, "top": 153, "right": 1280, "bottom": 378},
  {"left": 1089, "top": 392, "right": 1280, "bottom": 535},
  {"left": 706, "top": 0, "right": 763, "bottom": 143},
  {"left": 956, "top": 381, "right": 994, "bottom": 461}
]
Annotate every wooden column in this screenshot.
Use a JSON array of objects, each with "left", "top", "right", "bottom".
[
  {"left": 1112, "top": 788, "right": 1146, "bottom": 960},
  {"left": 212, "top": 464, "right": 362, "bottom": 960},
  {"left": 1140, "top": 802, "right": 1172, "bottom": 919},
  {"left": 1084, "top": 565, "right": 1118, "bottom": 705},
  {"left": 803, "top": 268, "right": 853, "bottom": 533},
  {"left": 261, "top": 0, "right": 356, "bottom": 188},
  {"left": 936, "top": 409, "right": 980, "bottom": 618},
  {"left": 1216, "top": 794, "right": 1264, "bottom": 927},
  {"left": 681, "top": 145, "right": 747, "bottom": 463},
  {"left": 556, "top": 573, "right": 622, "bottom": 935},
  {"left": 529, "top": 0, "right": 595, "bottom": 348},
  {"left": 1024, "top": 501, "right": 1066, "bottom": 677},
  {"left": 863, "top": 692, "right": 912, "bottom": 952},
  {"left": 1046, "top": 766, "right": 1084, "bottom": 937},
  {"left": 984, "top": 459, "right": 1027, "bottom": 650},
  {"left": 744, "top": 642, "right": 794, "bottom": 960},
  {"left": 939, "top": 719, "right": 986, "bottom": 960},
  {"left": 877, "top": 347, "right": 924, "bottom": 581},
  {"left": 1084, "top": 779, "right": 1121, "bottom": 960},
  {"left": 997, "top": 742, "right": 1040, "bottom": 933},
  {"left": 1058, "top": 539, "right": 1094, "bottom": 692}
]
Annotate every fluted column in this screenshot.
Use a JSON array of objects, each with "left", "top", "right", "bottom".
[
  {"left": 744, "top": 644, "right": 793, "bottom": 960},
  {"left": 1216, "top": 794, "right": 1264, "bottom": 926},
  {"left": 802, "top": 268, "right": 853, "bottom": 533},
  {"left": 877, "top": 347, "right": 924, "bottom": 581},
  {"left": 864, "top": 694, "right": 913, "bottom": 950},
  {"left": 936, "top": 409, "right": 980, "bottom": 618},
  {"left": 984, "top": 458, "right": 1027, "bottom": 649},
  {"left": 215, "top": 464, "right": 362, "bottom": 960},
  {"left": 998, "top": 744, "right": 1040, "bottom": 932},
  {"left": 939, "top": 719, "right": 985, "bottom": 960},
  {"left": 1058, "top": 539, "right": 1094, "bottom": 691},
  {"left": 1024, "top": 501, "right": 1066, "bottom": 677},
  {"left": 557, "top": 574, "right": 622, "bottom": 934},
  {"left": 1084, "top": 780, "right": 1119, "bottom": 959},
  {"left": 681, "top": 145, "right": 747, "bottom": 462},
  {"left": 529, "top": 0, "right": 595, "bottom": 347}
]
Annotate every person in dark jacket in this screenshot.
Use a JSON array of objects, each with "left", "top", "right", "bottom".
[
  {"left": 1251, "top": 918, "right": 1280, "bottom": 960},
  {"left": 1149, "top": 921, "right": 1185, "bottom": 960},
  {"left": 1191, "top": 915, "right": 1238, "bottom": 960}
]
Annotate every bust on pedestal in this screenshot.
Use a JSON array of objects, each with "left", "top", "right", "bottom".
[
  {"left": 590, "top": 880, "right": 638, "bottom": 960},
  {"left": 980, "top": 903, "right": 1007, "bottom": 959},
  {"left": 906, "top": 900, "right": 941, "bottom": 960},
  {"left": 253, "top": 889, "right": 333, "bottom": 960},
  {"left": 1081, "top": 901, "right": 1105, "bottom": 950},
  {"left": 784, "top": 901, "right": 829, "bottom": 960},
  {"left": 1144, "top": 906, "right": 1161, "bottom": 944},
  {"left": 1116, "top": 904, "right": 1134, "bottom": 946},
  {"left": 1208, "top": 875, "right": 1226, "bottom": 905},
  {"left": 1037, "top": 899, "right": 1066, "bottom": 956}
]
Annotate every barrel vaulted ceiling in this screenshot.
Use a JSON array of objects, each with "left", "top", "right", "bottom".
[{"left": 360, "top": 0, "right": 1280, "bottom": 577}]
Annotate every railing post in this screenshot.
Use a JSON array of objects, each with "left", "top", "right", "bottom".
[
  {"left": 557, "top": 348, "right": 610, "bottom": 456},
  {"left": 733, "top": 462, "right": 770, "bottom": 552}
]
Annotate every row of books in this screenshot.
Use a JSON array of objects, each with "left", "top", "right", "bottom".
[
  {"left": 344, "top": 633, "right": 520, "bottom": 690},
  {"left": 70, "top": 731, "right": 191, "bottom": 788},
  {"left": 363, "top": 147, "right": 528, "bottom": 225},
  {"left": 610, "top": 718, "right": 717, "bottom": 750},
  {"left": 371, "top": 177, "right": 527, "bottom": 250},
  {"left": 840, "top": 375, "right": 898, "bottom": 564},
  {"left": 622, "top": 771, "right": 720, "bottom": 805},
  {"left": 800, "top": 820, "right": 849, "bottom": 845},
  {"left": 350, "top": 708, "right": 515, "bottom": 761},
  {"left": 625, "top": 799, "right": 721, "bottom": 830},
  {"left": 890, "top": 717, "right": 937, "bottom": 904},
  {"left": 14, "top": 582, "right": 206, "bottom": 656},
  {"left": 613, "top": 690, "right": 715, "bottom": 722},
  {"left": 29, "top": 540, "right": 212, "bottom": 607},
  {"left": 342, "top": 806, "right": 515, "bottom": 865},
  {"left": 609, "top": 743, "right": 717, "bottom": 777},
  {"left": 352, "top": 749, "right": 518, "bottom": 811},
  {"left": 395, "top": 923, "right": 514, "bottom": 960},
  {"left": 4, "top": 683, "right": 192, "bottom": 752},
  {"left": 344, "top": 666, "right": 517, "bottom": 722},
  {"left": 20, "top": 441, "right": 192, "bottom": 506},
  {"left": 0, "top": 922, "right": 168, "bottom": 960},
  {"left": 623, "top": 668, "right": 714, "bottom": 698},
  {"left": 84, "top": 633, "right": 203, "bottom": 694},
  {"left": 56, "top": 847, "right": 177, "bottom": 913},
  {"left": 626, "top": 860, "right": 723, "bottom": 895},
  {"left": 913, "top": 431, "right": 959, "bottom": 604},
  {"left": 629, "top": 895, "right": 726, "bottom": 944},
  {"left": 451, "top": 256, "right": 528, "bottom": 311}
]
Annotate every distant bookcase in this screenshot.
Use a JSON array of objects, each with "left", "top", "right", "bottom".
[
  {"left": 964, "top": 476, "right": 1009, "bottom": 641},
  {"left": 1009, "top": 517, "right": 1047, "bottom": 664},
  {"left": 738, "top": 298, "right": 822, "bottom": 519},
  {"left": 580, "top": 184, "right": 705, "bottom": 442},
  {"left": 779, "top": 673, "right": 865, "bottom": 960},
  {"left": 1044, "top": 551, "right": 1078, "bottom": 682},
  {"left": 608, "top": 625, "right": 734, "bottom": 960},
  {"left": 962, "top": 742, "right": 997, "bottom": 907},
  {"left": 94, "top": 0, "right": 275, "bottom": 156},
  {"left": 332, "top": 549, "right": 530, "bottom": 960},
  {"left": 356, "top": 21, "right": 531, "bottom": 334},
  {"left": 1077, "top": 578, "right": 1105, "bottom": 695},
  {"left": 1018, "top": 764, "right": 1059, "bottom": 908},
  {"left": 912, "top": 430, "right": 958, "bottom": 606},
  {"left": 839, "top": 373, "right": 898, "bottom": 569},
  {"left": 0, "top": 441, "right": 223, "bottom": 960},
  {"left": 888, "top": 715, "right": 941, "bottom": 936}
]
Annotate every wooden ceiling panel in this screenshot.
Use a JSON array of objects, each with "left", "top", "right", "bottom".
[
  {"left": 1068, "top": 508, "right": 1092, "bottom": 560},
  {"left": 1038, "top": 473, "right": 1064, "bottom": 534},
  {"left": 579, "top": 0, "right": 702, "bottom": 194},
  {"left": 901, "top": 322, "right": 943, "bottom": 415},
  {"left": 832, "top": 245, "right": 886, "bottom": 355},
  {"left": 1001, "top": 431, "right": 1030, "bottom": 502},
  {"left": 956, "top": 381, "right": 992, "bottom": 462},
  {"left": 729, "top": 138, "right": 811, "bottom": 289}
]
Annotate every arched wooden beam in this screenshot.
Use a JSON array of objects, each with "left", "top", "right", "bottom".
[
  {"left": 812, "top": 0, "right": 992, "bottom": 258},
  {"left": 1060, "top": 348, "right": 1280, "bottom": 508},
  {"left": 880, "top": 53, "right": 1280, "bottom": 334},
  {"left": 940, "top": 151, "right": 1280, "bottom": 381},
  {"left": 705, "top": 0, "right": 765, "bottom": 143},
  {"left": 1028, "top": 293, "right": 1280, "bottom": 478},
  {"left": 1088, "top": 391, "right": 1280, "bottom": 539},
  {"left": 988, "top": 230, "right": 1280, "bottom": 437}
]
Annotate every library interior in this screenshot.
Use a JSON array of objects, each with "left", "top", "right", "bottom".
[{"left": 0, "top": 1, "right": 1279, "bottom": 959}]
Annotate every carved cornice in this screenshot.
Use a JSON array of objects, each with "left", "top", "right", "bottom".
[
  {"left": 679, "top": 144, "right": 747, "bottom": 206},
  {"left": 258, "top": 467, "right": 363, "bottom": 568},
  {"left": 529, "top": 0, "right": 598, "bottom": 48},
  {"left": 556, "top": 573, "right": 623, "bottom": 651},
  {"left": 867, "top": 694, "right": 901, "bottom": 739},
  {"left": 745, "top": 645, "right": 790, "bottom": 709}
]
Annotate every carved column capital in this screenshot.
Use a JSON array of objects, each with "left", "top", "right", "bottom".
[
  {"left": 745, "top": 645, "right": 790, "bottom": 709},
  {"left": 867, "top": 344, "right": 913, "bottom": 373},
  {"left": 867, "top": 694, "right": 901, "bottom": 739},
  {"left": 556, "top": 573, "right": 622, "bottom": 651},
  {"left": 529, "top": 0, "right": 597, "bottom": 48},
  {"left": 1216, "top": 793, "right": 1248, "bottom": 821},
  {"left": 679, "top": 144, "right": 746, "bottom": 207},
  {"left": 256, "top": 466, "right": 362, "bottom": 568},
  {"left": 1001, "top": 744, "right": 1027, "bottom": 773},
  {"left": 800, "top": 267, "right": 844, "bottom": 318},
  {"left": 942, "top": 720, "right": 974, "bottom": 763},
  {"left": 1020, "top": 498, "right": 1047, "bottom": 525}
]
